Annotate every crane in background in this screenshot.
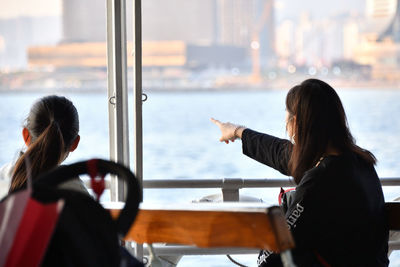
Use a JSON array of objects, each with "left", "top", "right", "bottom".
[{"left": 250, "top": 0, "right": 275, "bottom": 84}]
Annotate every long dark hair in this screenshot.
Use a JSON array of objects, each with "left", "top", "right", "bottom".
[
  {"left": 286, "top": 79, "right": 376, "bottom": 184},
  {"left": 9, "top": 95, "right": 79, "bottom": 192}
]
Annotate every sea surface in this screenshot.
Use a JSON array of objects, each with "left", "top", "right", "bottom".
[{"left": 1, "top": 89, "right": 400, "bottom": 266}]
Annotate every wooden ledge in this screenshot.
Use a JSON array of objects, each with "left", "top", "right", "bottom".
[{"left": 107, "top": 202, "right": 294, "bottom": 252}]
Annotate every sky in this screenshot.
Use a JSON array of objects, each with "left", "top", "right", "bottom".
[
  {"left": 276, "top": 0, "right": 365, "bottom": 21},
  {"left": 0, "top": 0, "right": 365, "bottom": 19},
  {"left": 0, "top": 0, "right": 61, "bottom": 18}
]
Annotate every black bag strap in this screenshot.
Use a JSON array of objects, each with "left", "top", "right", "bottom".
[{"left": 34, "top": 159, "right": 142, "bottom": 237}]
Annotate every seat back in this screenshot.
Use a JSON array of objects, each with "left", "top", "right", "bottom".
[{"left": 386, "top": 202, "right": 400, "bottom": 230}]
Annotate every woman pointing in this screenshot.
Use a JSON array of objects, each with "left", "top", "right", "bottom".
[{"left": 211, "top": 79, "right": 388, "bottom": 267}]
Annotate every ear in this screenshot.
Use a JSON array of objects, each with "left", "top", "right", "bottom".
[
  {"left": 69, "top": 135, "right": 81, "bottom": 152},
  {"left": 69, "top": 135, "right": 80, "bottom": 152},
  {"left": 22, "top": 128, "right": 31, "bottom": 146}
]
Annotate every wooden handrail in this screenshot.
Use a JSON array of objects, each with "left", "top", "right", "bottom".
[{"left": 108, "top": 203, "right": 295, "bottom": 253}]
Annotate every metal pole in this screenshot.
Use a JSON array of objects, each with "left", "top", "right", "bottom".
[
  {"left": 133, "top": 0, "right": 143, "bottom": 189},
  {"left": 133, "top": 0, "right": 144, "bottom": 259},
  {"left": 106, "top": 0, "right": 116, "bottom": 177},
  {"left": 106, "top": 0, "right": 130, "bottom": 201},
  {"left": 280, "top": 250, "right": 297, "bottom": 267}
]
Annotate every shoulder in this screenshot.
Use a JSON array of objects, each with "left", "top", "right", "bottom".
[
  {"left": 0, "top": 162, "right": 14, "bottom": 181},
  {"left": 0, "top": 152, "right": 22, "bottom": 183},
  {"left": 304, "top": 153, "right": 357, "bottom": 180},
  {"left": 318, "top": 152, "right": 376, "bottom": 178},
  {"left": 298, "top": 152, "right": 379, "bottom": 194},
  {"left": 0, "top": 162, "right": 14, "bottom": 199},
  {"left": 296, "top": 155, "right": 346, "bottom": 190}
]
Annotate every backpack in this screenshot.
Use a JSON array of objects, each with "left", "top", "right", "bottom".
[{"left": 31, "top": 159, "right": 142, "bottom": 267}]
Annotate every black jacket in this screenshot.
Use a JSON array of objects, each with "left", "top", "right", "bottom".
[{"left": 242, "top": 129, "right": 389, "bottom": 267}]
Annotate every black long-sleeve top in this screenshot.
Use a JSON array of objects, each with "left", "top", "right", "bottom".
[{"left": 242, "top": 129, "right": 389, "bottom": 267}]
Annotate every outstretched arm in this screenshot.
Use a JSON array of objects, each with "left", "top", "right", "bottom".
[{"left": 211, "top": 118, "right": 292, "bottom": 175}]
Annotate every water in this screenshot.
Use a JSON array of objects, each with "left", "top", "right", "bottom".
[{"left": 1, "top": 89, "right": 400, "bottom": 266}]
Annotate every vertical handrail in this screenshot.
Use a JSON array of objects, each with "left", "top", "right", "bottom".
[
  {"left": 133, "top": 0, "right": 143, "bottom": 195},
  {"left": 133, "top": 0, "right": 144, "bottom": 259},
  {"left": 106, "top": 0, "right": 130, "bottom": 202},
  {"left": 106, "top": 0, "right": 115, "bottom": 196}
]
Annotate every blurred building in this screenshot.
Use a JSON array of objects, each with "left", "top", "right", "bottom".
[
  {"left": 378, "top": 0, "right": 400, "bottom": 41},
  {"left": 366, "top": 0, "right": 397, "bottom": 18},
  {"left": 28, "top": 41, "right": 246, "bottom": 70},
  {"left": 27, "top": 0, "right": 274, "bottom": 72},
  {"left": 353, "top": 0, "right": 400, "bottom": 80},
  {"left": 142, "top": 0, "right": 215, "bottom": 44},
  {"left": 0, "top": 16, "right": 61, "bottom": 69},
  {"left": 216, "top": 0, "right": 275, "bottom": 68},
  {"left": 275, "top": 13, "right": 357, "bottom": 68},
  {"left": 62, "top": 0, "right": 116, "bottom": 42},
  {"left": 272, "top": 0, "right": 400, "bottom": 79},
  {"left": 28, "top": 41, "right": 188, "bottom": 69},
  {"left": 275, "top": 19, "right": 294, "bottom": 66},
  {"left": 365, "top": 0, "right": 397, "bottom": 38},
  {"left": 62, "top": 0, "right": 274, "bottom": 54}
]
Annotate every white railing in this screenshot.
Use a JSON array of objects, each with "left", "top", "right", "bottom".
[{"left": 141, "top": 177, "right": 400, "bottom": 201}]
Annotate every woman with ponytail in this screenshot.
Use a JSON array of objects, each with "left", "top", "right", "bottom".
[{"left": 0, "top": 95, "right": 86, "bottom": 195}]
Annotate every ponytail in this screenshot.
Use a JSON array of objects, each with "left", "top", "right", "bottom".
[{"left": 9, "top": 121, "right": 65, "bottom": 192}]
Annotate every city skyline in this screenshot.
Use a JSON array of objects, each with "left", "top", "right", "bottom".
[{"left": 1, "top": 0, "right": 399, "bottom": 90}]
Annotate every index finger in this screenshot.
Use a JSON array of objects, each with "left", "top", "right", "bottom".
[{"left": 210, "top": 117, "right": 222, "bottom": 126}]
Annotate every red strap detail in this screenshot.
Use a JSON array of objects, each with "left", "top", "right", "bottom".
[
  {"left": 90, "top": 176, "right": 105, "bottom": 202},
  {"left": 314, "top": 251, "right": 331, "bottom": 267},
  {"left": 278, "top": 187, "right": 296, "bottom": 205},
  {"left": 87, "top": 159, "right": 98, "bottom": 180},
  {"left": 87, "top": 159, "right": 105, "bottom": 202},
  {"left": 278, "top": 187, "right": 285, "bottom": 205}
]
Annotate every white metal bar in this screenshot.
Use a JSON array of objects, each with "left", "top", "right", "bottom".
[
  {"left": 143, "top": 177, "right": 400, "bottom": 188},
  {"left": 87, "top": 177, "right": 400, "bottom": 190},
  {"left": 142, "top": 178, "right": 295, "bottom": 189},
  {"left": 106, "top": 0, "right": 116, "bottom": 201},
  {"left": 380, "top": 178, "right": 400, "bottom": 186},
  {"left": 142, "top": 245, "right": 258, "bottom": 256},
  {"left": 133, "top": 0, "right": 143, "bottom": 193},
  {"left": 141, "top": 177, "right": 400, "bottom": 188},
  {"left": 131, "top": 242, "right": 400, "bottom": 259},
  {"left": 106, "top": 0, "right": 130, "bottom": 202},
  {"left": 133, "top": 0, "right": 144, "bottom": 259},
  {"left": 280, "top": 250, "right": 297, "bottom": 267},
  {"left": 389, "top": 241, "right": 400, "bottom": 250},
  {"left": 142, "top": 177, "right": 389, "bottom": 188},
  {"left": 137, "top": 241, "right": 400, "bottom": 257}
]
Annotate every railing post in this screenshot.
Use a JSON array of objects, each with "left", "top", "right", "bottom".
[
  {"left": 221, "top": 178, "right": 243, "bottom": 201},
  {"left": 106, "top": 0, "right": 130, "bottom": 201},
  {"left": 221, "top": 188, "right": 240, "bottom": 201}
]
